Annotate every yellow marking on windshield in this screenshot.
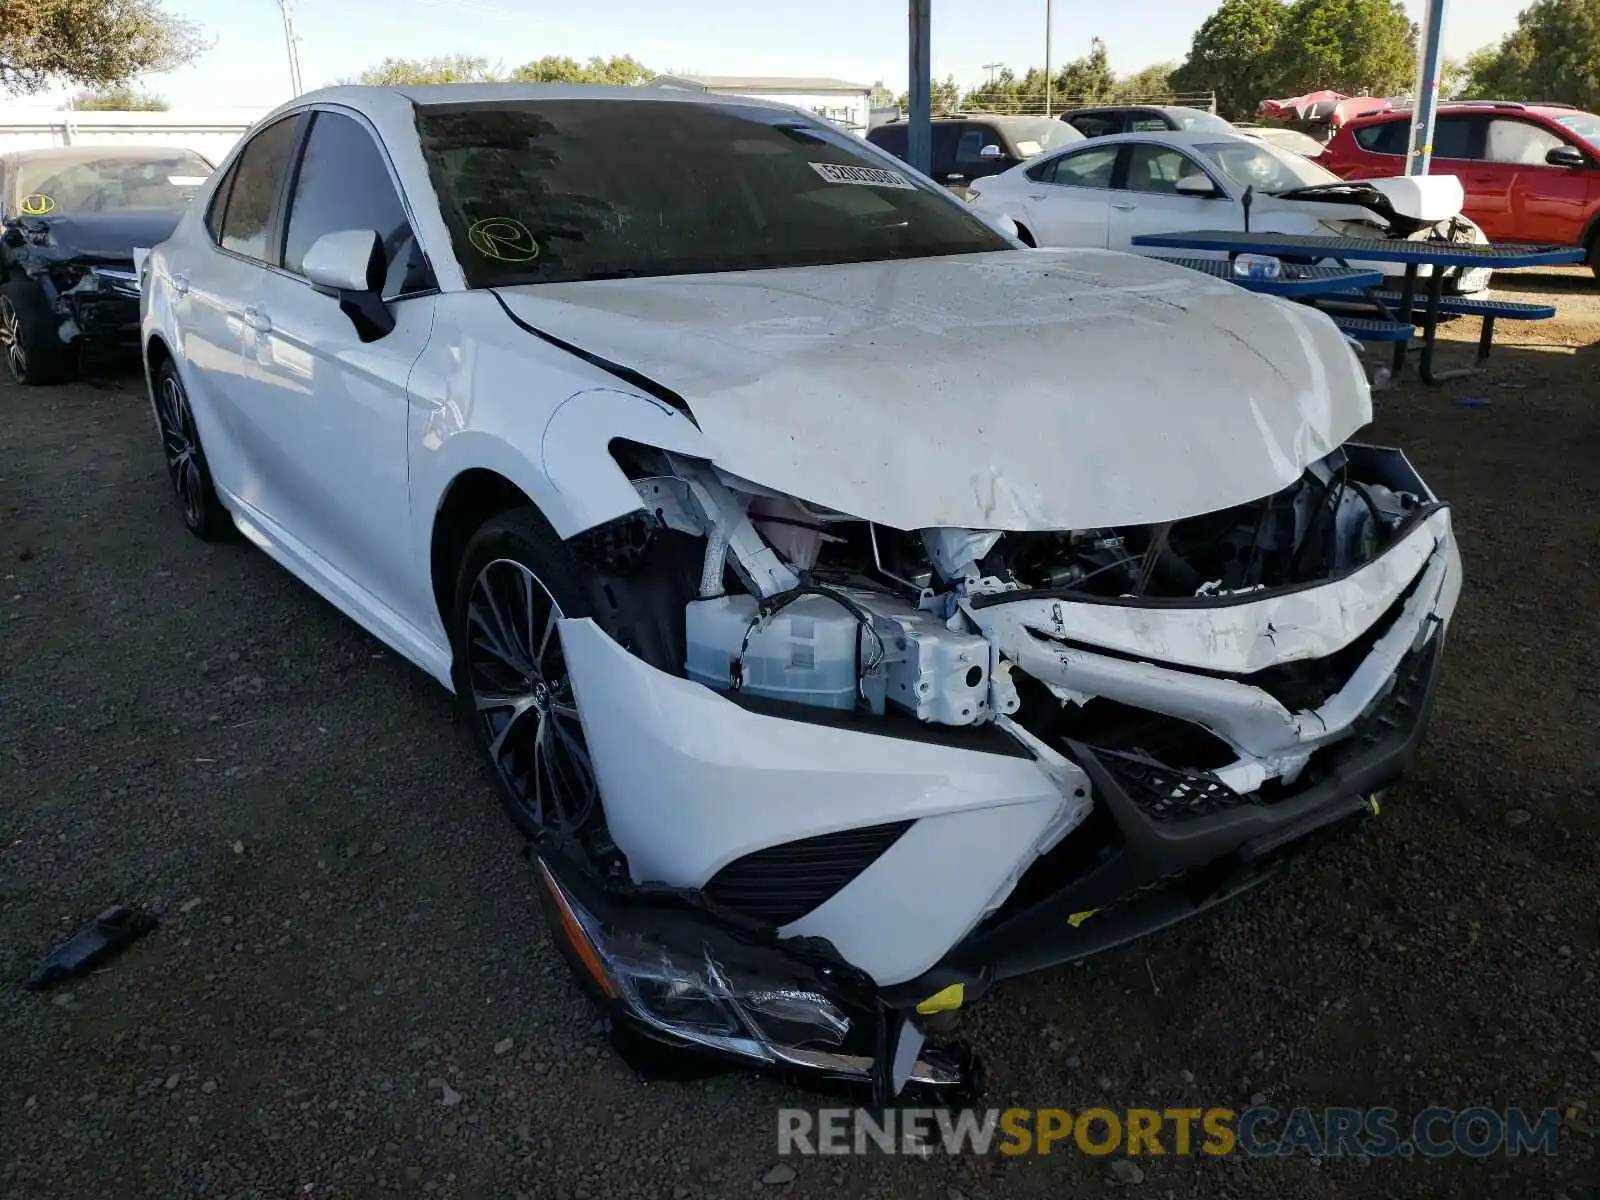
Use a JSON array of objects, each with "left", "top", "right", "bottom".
[
  {"left": 20, "top": 193, "right": 54, "bottom": 215},
  {"left": 467, "top": 217, "right": 540, "bottom": 262}
]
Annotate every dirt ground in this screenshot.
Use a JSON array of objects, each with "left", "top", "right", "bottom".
[{"left": 1, "top": 269, "right": 1597, "bottom": 1200}]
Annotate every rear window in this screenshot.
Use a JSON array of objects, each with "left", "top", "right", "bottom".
[
  {"left": 417, "top": 100, "right": 1010, "bottom": 288},
  {"left": 996, "top": 118, "right": 1083, "bottom": 157}
]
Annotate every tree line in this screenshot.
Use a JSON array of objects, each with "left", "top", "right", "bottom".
[{"left": 3, "top": 0, "right": 1600, "bottom": 122}]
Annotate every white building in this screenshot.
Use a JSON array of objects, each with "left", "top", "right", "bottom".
[
  {"left": 648, "top": 75, "right": 873, "bottom": 134},
  {"left": 0, "top": 107, "right": 270, "bottom": 164}
]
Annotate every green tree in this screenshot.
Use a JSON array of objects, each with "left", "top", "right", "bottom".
[
  {"left": 1172, "top": 0, "right": 1288, "bottom": 119},
  {"left": 1109, "top": 62, "right": 1177, "bottom": 102},
  {"left": 352, "top": 54, "right": 500, "bottom": 85},
  {"left": 1272, "top": 0, "right": 1416, "bottom": 96},
  {"left": 1053, "top": 38, "right": 1115, "bottom": 106},
  {"left": 508, "top": 54, "right": 652, "bottom": 85},
  {"left": 0, "top": 0, "right": 202, "bottom": 93},
  {"left": 1460, "top": 0, "right": 1600, "bottom": 109},
  {"left": 893, "top": 74, "right": 961, "bottom": 114},
  {"left": 71, "top": 85, "right": 167, "bottom": 110}
]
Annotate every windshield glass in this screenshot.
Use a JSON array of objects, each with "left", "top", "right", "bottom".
[
  {"left": 12, "top": 150, "right": 213, "bottom": 214},
  {"left": 1554, "top": 112, "right": 1600, "bottom": 144},
  {"left": 415, "top": 100, "right": 1011, "bottom": 287},
  {"left": 999, "top": 118, "right": 1082, "bottom": 157},
  {"left": 1166, "top": 108, "right": 1234, "bottom": 133},
  {"left": 1195, "top": 138, "right": 1341, "bottom": 194}
]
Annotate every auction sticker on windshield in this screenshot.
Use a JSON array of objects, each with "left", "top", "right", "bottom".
[{"left": 809, "top": 162, "right": 915, "bottom": 189}]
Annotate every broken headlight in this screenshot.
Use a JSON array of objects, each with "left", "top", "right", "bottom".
[{"left": 536, "top": 857, "right": 853, "bottom": 1062}]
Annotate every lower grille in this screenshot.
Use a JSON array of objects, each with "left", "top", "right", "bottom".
[
  {"left": 1095, "top": 749, "right": 1257, "bottom": 822},
  {"left": 702, "top": 821, "right": 913, "bottom": 926}
]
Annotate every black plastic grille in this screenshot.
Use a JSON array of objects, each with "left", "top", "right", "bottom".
[
  {"left": 702, "top": 821, "right": 914, "bottom": 926},
  {"left": 1095, "top": 749, "right": 1258, "bottom": 822}
]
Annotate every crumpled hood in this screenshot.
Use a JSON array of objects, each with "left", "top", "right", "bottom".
[
  {"left": 499, "top": 248, "right": 1371, "bottom": 530},
  {"left": 11, "top": 210, "right": 182, "bottom": 263}
]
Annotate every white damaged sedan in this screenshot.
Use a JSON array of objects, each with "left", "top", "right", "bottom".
[{"left": 142, "top": 84, "right": 1461, "bottom": 1101}]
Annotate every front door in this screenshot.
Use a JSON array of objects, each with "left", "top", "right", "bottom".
[
  {"left": 1486, "top": 116, "right": 1596, "bottom": 244},
  {"left": 240, "top": 108, "right": 439, "bottom": 624},
  {"left": 1106, "top": 142, "right": 1230, "bottom": 254}
]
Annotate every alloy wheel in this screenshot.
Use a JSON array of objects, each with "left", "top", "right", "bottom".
[
  {"left": 0, "top": 297, "right": 26, "bottom": 381},
  {"left": 465, "top": 558, "right": 597, "bottom": 832},
  {"left": 156, "top": 373, "right": 204, "bottom": 526}
]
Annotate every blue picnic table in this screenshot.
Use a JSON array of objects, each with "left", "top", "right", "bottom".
[
  {"left": 1146, "top": 257, "right": 1383, "bottom": 297},
  {"left": 1132, "top": 230, "right": 1586, "bottom": 384}
]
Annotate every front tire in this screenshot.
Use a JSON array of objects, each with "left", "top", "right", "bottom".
[
  {"left": 0, "top": 278, "right": 72, "bottom": 385},
  {"left": 449, "top": 506, "right": 695, "bottom": 842},
  {"left": 153, "top": 358, "right": 232, "bottom": 540}
]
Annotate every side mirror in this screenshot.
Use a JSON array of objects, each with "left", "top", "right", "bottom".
[
  {"left": 1545, "top": 144, "right": 1587, "bottom": 168},
  {"left": 979, "top": 144, "right": 1004, "bottom": 159},
  {"left": 1175, "top": 174, "right": 1221, "bottom": 198},
  {"left": 303, "top": 228, "right": 394, "bottom": 341}
]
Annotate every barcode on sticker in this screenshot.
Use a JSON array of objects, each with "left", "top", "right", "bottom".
[{"left": 809, "top": 162, "right": 915, "bottom": 189}]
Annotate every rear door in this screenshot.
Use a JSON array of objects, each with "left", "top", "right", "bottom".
[
  {"left": 1015, "top": 143, "right": 1120, "bottom": 247},
  {"left": 1107, "top": 141, "right": 1233, "bottom": 254},
  {"left": 173, "top": 112, "right": 305, "bottom": 504},
  {"left": 1427, "top": 115, "right": 1508, "bottom": 237},
  {"left": 1485, "top": 116, "right": 1594, "bottom": 244}
]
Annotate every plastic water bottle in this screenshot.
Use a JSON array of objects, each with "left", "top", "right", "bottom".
[{"left": 1232, "top": 253, "right": 1283, "bottom": 281}]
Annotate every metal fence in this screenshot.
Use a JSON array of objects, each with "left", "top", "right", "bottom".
[{"left": 951, "top": 91, "right": 1218, "bottom": 117}]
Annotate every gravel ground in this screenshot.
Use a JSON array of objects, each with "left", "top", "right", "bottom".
[{"left": 2, "top": 269, "right": 1597, "bottom": 1199}]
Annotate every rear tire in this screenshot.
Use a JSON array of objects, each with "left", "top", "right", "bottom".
[
  {"left": 0, "top": 278, "right": 72, "bottom": 385},
  {"left": 153, "top": 358, "right": 233, "bottom": 540},
  {"left": 1588, "top": 229, "right": 1599, "bottom": 280}
]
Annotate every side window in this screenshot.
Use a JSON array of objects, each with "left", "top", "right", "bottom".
[
  {"left": 1123, "top": 144, "right": 1208, "bottom": 194},
  {"left": 1353, "top": 120, "right": 1408, "bottom": 155},
  {"left": 931, "top": 123, "right": 962, "bottom": 175},
  {"left": 1069, "top": 115, "right": 1118, "bottom": 139},
  {"left": 1485, "top": 118, "right": 1566, "bottom": 165},
  {"left": 218, "top": 115, "right": 300, "bottom": 262},
  {"left": 869, "top": 126, "right": 907, "bottom": 160},
  {"left": 1031, "top": 145, "right": 1119, "bottom": 188},
  {"left": 204, "top": 160, "right": 238, "bottom": 241},
  {"left": 282, "top": 111, "right": 432, "bottom": 299},
  {"left": 1432, "top": 115, "right": 1482, "bottom": 160}
]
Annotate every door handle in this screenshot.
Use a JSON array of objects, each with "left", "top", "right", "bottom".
[
  {"left": 1112, "top": 202, "right": 1137, "bottom": 211},
  {"left": 242, "top": 306, "right": 272, "bottom": 335},
  {"left": 1026, "top": 192, "right": 1047, "bottom": 200},
  {"left": 170, "top": 272, "right": 189, "bottom": 297}
]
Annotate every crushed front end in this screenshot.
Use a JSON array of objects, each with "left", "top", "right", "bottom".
[
  {"left": 2, "top": 214, "right": 161, "bottom": 361},
  {"left": 542, "top": 439, "right": 1460, "bottom": 1101}
]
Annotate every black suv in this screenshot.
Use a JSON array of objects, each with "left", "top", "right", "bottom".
[
  {"left": 867, "top": 115, "right": 1083, "bottom": 195},
  {"left": 1059, "top": 105, "right": 1233, "bottom": 138}
]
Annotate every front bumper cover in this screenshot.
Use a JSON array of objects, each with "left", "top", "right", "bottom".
[{"left": 536, "top": 623, "right": 1442, "bottom": 1097}]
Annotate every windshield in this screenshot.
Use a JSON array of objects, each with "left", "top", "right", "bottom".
[
  {"left": 12, "top": 150, "right": 213, "bottom": 215},
  {"left": 1166, "top": 108, "right": 1234, "bottom": 133},
  {"left": 1195, "top": 139, "right": 1340, "bottom": 194},
  {"left": 415, "top": 100, "right": 1011, "bottom": 287},
  {"left": 1554, "top": 112, "right": 1600, "bottom": 144},
  {"left": 999, "top": 118, "right": 1082, "bottom": 158}
]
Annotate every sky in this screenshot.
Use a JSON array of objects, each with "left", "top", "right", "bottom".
[{"left": 65, "top": 0, "right": 1525, "bottom": 111}]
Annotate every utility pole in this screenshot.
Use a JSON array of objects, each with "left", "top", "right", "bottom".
[
  {"left": 908, "top": 0, "right": 931, "bottom": 175},
  {"left": 1043, "top": 0, "right": 1053, "bottom": 116},
  {"left": 983, "top": 62, "right": 1002, "bottom": 86},
  {"left": 1406, "top": 0, "right": 1448, "bottom": 176},
  {"left": 277, "top": 0, "right": 304, "bottom": 97}
]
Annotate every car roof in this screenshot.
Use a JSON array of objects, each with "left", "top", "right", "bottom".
[
  {"left": 1045, "top": 128, "right": 1253, "bottom": 149},
  {"left": 1348, "top": 100, "right": 1592, "bottom": 126}
]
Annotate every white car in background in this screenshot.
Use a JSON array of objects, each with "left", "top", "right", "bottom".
[
  {"left": 140, "top": 84, "right": 1462, "bottom": 1104},
  {"left": 968, "top": 129, "right": 1493, "bottom": 295}
]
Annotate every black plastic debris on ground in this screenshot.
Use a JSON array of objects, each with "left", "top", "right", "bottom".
[{"left": 24, "top": 905, "right": 158, "bottom": 991}]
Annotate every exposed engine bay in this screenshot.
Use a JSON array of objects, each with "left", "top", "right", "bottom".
[{"left": 611, "top": 441, "right": 1440, "bottom": 771}]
